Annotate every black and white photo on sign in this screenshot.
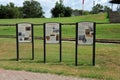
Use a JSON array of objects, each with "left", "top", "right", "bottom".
[
  {"left": 78, "top": 22, "right": 94, "bottom": 45},
  {"left": 18, "top": 23, "right": 32, "bottom": 42},
  {"left": 45, "top": 23, "right": 59, "bottom": 44}
]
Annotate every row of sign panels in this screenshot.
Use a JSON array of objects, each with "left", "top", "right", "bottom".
[{"left": 17, "top": 22, "right": 95, "bottom": 45}]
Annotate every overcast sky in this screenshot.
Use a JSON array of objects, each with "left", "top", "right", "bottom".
[{"left": 0, "top": 0, "right": 117, "bottom": 18}]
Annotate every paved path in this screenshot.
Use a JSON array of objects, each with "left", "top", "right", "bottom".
[{"left": 0, "top": 69, "right": 96, "bottom": 80}]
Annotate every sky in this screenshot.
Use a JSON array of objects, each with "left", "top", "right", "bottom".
[{"left": 0, "top": 0, "right": 118, "bottom": 18}]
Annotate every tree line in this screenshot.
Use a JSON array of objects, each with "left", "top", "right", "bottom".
[
  {"left": 0, "top": 0, "right": 112, "bottom": 19},
  {"left": 0, "top": 1, "right": 44, "bottom": 18}
]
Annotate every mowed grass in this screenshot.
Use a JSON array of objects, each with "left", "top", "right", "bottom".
[
  {"left": 0, "top": 13, "right": 108, "bottom": 24},
  {"left": 0, "top": 24, "right": 120, "bottom": 40},
  {"left": 96, "top": 24, "right": 120, "bottom": 40},
  {"left": 0, "top": 13, "right": 120, "bottom": 80},
  {"left": 0, "top": 13, "right": 120, "bottom": 39},
  {"left": 0, "top": 38, "right": 120, "bottom": 80}
]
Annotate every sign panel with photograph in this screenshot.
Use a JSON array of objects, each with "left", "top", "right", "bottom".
[
  {"left": 45, "top": 23, "right": 60, "bottom": 44},
  {"left": 17, "top": 23, "right": 32, "bottom": 42},
  {"left": 77, "top": 22, "right": 94, "bottom": 45}
]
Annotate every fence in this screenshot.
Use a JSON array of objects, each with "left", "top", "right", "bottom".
[
  {"left": 0, "top": 22, "right": 120, "bottom": 43},
  {"left": 0, "top": 22, "right": 120, "bottom": 66}
]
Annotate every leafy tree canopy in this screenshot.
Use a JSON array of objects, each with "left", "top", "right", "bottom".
[
  {"left": 23, "top": 0, "right": 44, "bottom": 18},
  {"left": 51, "top": 0, "right": 72, "bottom": 17}
]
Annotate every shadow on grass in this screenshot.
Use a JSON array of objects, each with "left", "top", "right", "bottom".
[
  {"left": 19, "top": 60, "right": 62, "bottom": 64},
  {"left": 77, "top": 63, "right": 93, "bottom": 66},
  {"left": 0, "top": 58, "right": 94, "bottom": 66},
  {"left": 0, "top": 58, "right": 16, "bottom": 61},
  {"left": 0, "top": 58, "right": 34, "bottom": 62},
  {"left": 19, "top": 58, "right": 33, "bottom": 60}
]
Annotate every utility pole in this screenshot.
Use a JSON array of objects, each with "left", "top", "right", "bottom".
[
  {"left": 111, "top": 3, "right": 113, "bottom": 11},
  {"left": 93, "top": 0, "right": 95, "bottom": 14},
  {"left": 59, "top": 0, "right": 61, "bottom": 18},
  {"left": 59, "top": 0, "right": 63, "bottom": 17},
  {"left": 82, "top": 0, "right": 84, "bottom": 15},
  {"left": 93, "top": 0, "right": 95, "bottom": 7}
]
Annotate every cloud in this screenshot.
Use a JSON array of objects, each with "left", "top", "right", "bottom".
[
  {"left": 39, "top": 0, "right": 58, "bottom": 17},
  {"left": 0, "top": 0, "right": 24, "bottom": 6}
]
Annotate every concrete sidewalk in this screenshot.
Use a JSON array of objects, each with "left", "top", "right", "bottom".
[{"left": 0, "top": 69, "right": 96, "bottom": 80}]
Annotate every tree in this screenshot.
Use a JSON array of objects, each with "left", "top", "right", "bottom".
[
  {"left": 0, "top": 5, "right": 7, "bottom": 18},
  {"left": 72, "top": 9, "right": 82, "bottom": 16},
  {"left": 51, "top": 0, "right": 72, "bottom": 17},
  {"left": 51, "top": 1, "right": 65, "bottom": 17},
  {"left": 0, "top": 2, "right": 20, "bottom": 19},
  {"left": 91, "top": 4, "right": 112, "bottom": 14},
  {"left": 104, "top": 6, "right": 112, "bottom": 12},
  {"left": 22, "top": 0, "right": 44, "bottom": 18},
  {"left": 64, "top": 7, "right": 72, "bottom": 17},
  {"left": 83, "top": 10, "right": 90, "bottom": 15},
  {"left": 92, "top": 4, "right": 103, "bottom": 14},
  {"left": 6, "top": 2, "right": 20, "bottom": 18}
]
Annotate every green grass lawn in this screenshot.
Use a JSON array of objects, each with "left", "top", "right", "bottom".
[
  {"left": 0, "top": 13, "right": 120, "bottom": 40},
  {"left": 0, "top": 23, "right": 120, "bottom": 40},
  {"left": 0, "top": 13, "right": 108, "bottom": 24},
  {"left": 0, "top": 13, "right": 120, "bottom": 80},
  {"left": 0, "top": 38, "right": 120, "bottom": 80}
]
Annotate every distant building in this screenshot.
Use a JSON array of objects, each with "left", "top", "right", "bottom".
[
  {"left": 109, "top": 0, "right": 120, "bottom": 4},
  {"left": 109, "top": 0, "right": 120, "bottom": 11},
  {"left": 72, "top": 9, "right": 82, "bottom": 16}
]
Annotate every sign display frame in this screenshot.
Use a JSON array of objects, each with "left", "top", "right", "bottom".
[
  {"left": 17, "top": 23, "right": 32, "bottom": 42},
  {"left": 16, "top": 23, "right": 34, "bottom": 61},
  {"left": 75, "top": 22, "right": 96, "bottom": 66},
  {"left": 43, "top": 22, "right": 62, "bottom": 63},
  {"left": 77, "top": 22, "right": 94, "bottom": 45}
]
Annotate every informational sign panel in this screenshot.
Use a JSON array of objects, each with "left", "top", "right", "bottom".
[
  {"left": 44, "top": 22, "right": 62, "bottom": 63},
  {"left": 77, "top": 22, "right": 94, "bottom": 45},
  {"left": 17, "top": 23, "right": 32, "bottom": 42},
  {"left": 45, "top": 23, "right": 60, "bottom": 44},
  {"left": 75, "top": 22, "right": 96, "bottom": 66},
  {"left": 16, "top": 23, "right": 34, "bottom": 61}
]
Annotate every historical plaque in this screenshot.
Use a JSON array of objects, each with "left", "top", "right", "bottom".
[
  {"left": 77, "top": 22, "right": 94, "bottom": 45},
  {"left": 45, "top": 23, "right": 60, "bottom": 44}
]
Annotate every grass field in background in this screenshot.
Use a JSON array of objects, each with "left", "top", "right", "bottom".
[
  {"left": 0, "top": 24, "right": 120, "bottom": 40},
  {"left": 0, "top": 13, "right": 120, "bottom": 40},
  {"left": 0, "top": 38, "right": 120, "bottom": 80},
  {"left": 0, "top": 13, "right": 108, "bottom": 24}
]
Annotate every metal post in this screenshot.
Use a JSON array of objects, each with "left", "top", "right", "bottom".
[
  {"left": 60, "top": 23, "right": 62, "bottom": 62},
  {"left": 92, "top": 22, "right": 96, "bottom": 66},
  {"left": 16, "top": 24, "right": 19, "bottom": 61},
  {"left": 31, "top": 24, "right": 34, "bottom": 60},
  {"left": 75, "top": 23, "right": 78, "bottom": 66},
  {"left": 43, "top": 23, "right": 46, "bottom": 63}
]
